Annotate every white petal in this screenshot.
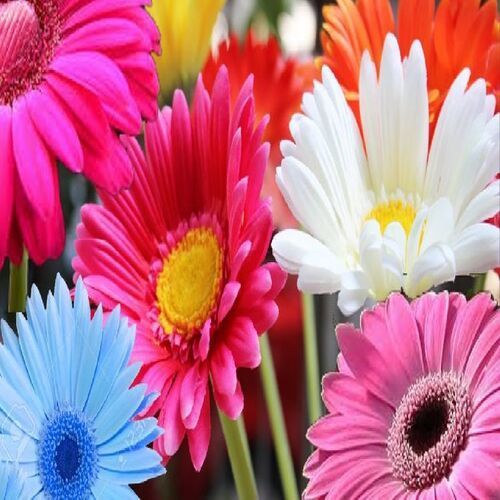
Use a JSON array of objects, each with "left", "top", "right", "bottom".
[
  {"left": 418, "top": 197, "right": 455, "bottom": 254},
  {"left": 271, "top": 229, "right": 345, "bottom": 294},
  {"left": 406, "top": 243, "right": 456, "bottom": 297},
  {"left": 425, "top": 70, "right": 498, "bottom": 217},
  {"left": 338, "top": 271, "right": 371, "bottom": 316},
  {"left": 450, "top": 223, "right": 500, "bottom": 275},
  {"left": 456, "top": 180, "right": 500, "bottom": 231},
  {"left": 276, "top": 160, "right": 341, "bottom": 250},
  {"left": 399, "top": 41, "right": 428, "bottom": 193}
]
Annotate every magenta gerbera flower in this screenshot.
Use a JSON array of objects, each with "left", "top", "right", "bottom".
[
  {"left": 0, "top": 0, "right": 159, "bottom": 266},
  {"left": 72, "top": 67, "right": 286, "bottom": 470},
  {"left": 304, "top": 292, "right": 500, "bottom": 499}
]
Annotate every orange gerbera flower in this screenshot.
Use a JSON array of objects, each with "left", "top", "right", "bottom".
[
  {"left": 203, "top": 32, "right": 315, "bottom": 228},
  {"left": 319, "top": 0, "right": 499, "bottom": 125}
]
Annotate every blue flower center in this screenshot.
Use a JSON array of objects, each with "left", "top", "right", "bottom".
[{"left": 38, "top": 410, "right": 97, "bottom": 498}]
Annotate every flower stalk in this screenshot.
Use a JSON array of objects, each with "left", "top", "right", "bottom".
[
  {"left": 302, "top": 293, "right": 322, "bottom": 424},
  {"left": 8, "top": 250, "right": 28, "bottom": 313},
  {"left": 218, "top": 410, "right": 258, "bottom": 500},
  {"left": 259, "top": 333, "right": 299, "bottom": 500}
]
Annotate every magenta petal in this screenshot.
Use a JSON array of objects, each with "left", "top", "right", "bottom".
[
  {"left": 51, "top": 52, "right": 141, "bottom": 135},
  {"left": 26, "top": 86, "right": 83, "bottom": 173},
  {"left": 217, "top": 281, "right": 241, "bottom": 323},
  {"left": 0, "top": 105, "right": 14, "bottom": 264},
  {"left": 210, "top": 343, "right": 237, "bottom": 396},
  {"left": 214, "top": 380, "right": 244, "bottom": 419},
  {"left": 187, "top": 392, "right": 211, "bottom": 471},
  {"left": 12, "top": 96, "right": 56, "bottom": 219},
  {"left": 160, "top": 374, "right": 185, "bottom": 456},
  {"left": 226, "top": 317, "right": 261, "bottom": 369}
]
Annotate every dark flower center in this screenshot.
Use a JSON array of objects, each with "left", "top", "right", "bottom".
[
  {"left": 38, "top": 410, "right": 98, "bottom": 498},
  {"left": 407, "top": 397, "right": 449, "bottom": 455},
  {"left": 387, "top": 372, "right": 471, "bottom": 490},
  {"left": 0, "top": 0, "right": 61, "bottom": 105},
  {"left": 55, "top": 435, "right": 81, "bottom": 481}
]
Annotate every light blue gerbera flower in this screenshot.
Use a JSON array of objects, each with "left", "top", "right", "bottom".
[
  {"left": 0, "top": 276, "right": 164, "bottom": 498},
  {"left": 0, "top": 465, "right": 25, "bottom": 499}
]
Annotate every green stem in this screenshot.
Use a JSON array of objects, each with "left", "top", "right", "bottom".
[
  {"left": 302, "top": 293, "right": 322, "bottom": 424},
  {"left": 8, "top": 251, "right": 28, "bottom": 313},
  {"left": 472, "top": 273, "right": 487, "bottom": 295},
  {"left": 218, "top": 410, "right": 258, "bottom": 500},
  {"left": 259, "top": 334, "right": 299, "bottom": 500}
]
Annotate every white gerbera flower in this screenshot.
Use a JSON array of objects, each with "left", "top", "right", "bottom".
[{"left": 272, "top": 33, "right": 499, "bottom": 315}]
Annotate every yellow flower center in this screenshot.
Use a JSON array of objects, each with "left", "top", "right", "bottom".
[
  {"left": 156, "top": 227, "right": 224, "bottom": 336},
  {"left": 365, "top": 200, "right": 417, "bottom": 235}
]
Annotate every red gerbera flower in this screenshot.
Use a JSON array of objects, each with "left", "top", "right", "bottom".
[
  {"left": 72, "top": 67, "right": 286, "bottom": 470},
  {"left": 203, "top": 32, "right": 314, "bottom": 228},
  {"left": 319, "top": 0, "right": 499, "bottom": 126},
  {"left": 0, "top": 0, "right": 159, "bottom": 266}
]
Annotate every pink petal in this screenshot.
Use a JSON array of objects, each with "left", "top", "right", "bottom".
[
  {"left": 321, "top": 372, "right": 393, "bottom": 424},
  {"left": 386, "top": 293, "right": 425, "bottom": 381},
  {"left": 336, "top": 324, "right": 404, "bottom": 408},
  {"left": 449, "top": 293, "right": 495, "bottom": 372},
  {"left": 180, "top": 363, "right": 208, "bottom": 430},
  {"left": 464, "top": 303, "right": 499, "bottom": 389},
  {"left": 422, "top": 292, "right": 449, "bottom": 372},
  {"left": 449, "top": 448, "right": 500, "bottom": 499},
  {"left": 306, "top": 414, "right": 386, "bottom": 451}
]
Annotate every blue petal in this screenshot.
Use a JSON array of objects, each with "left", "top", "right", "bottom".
[
  {"left": 92, "top": 479, "right": 137, "bottom": 500},
  {"left": 0, "top": 321, "right": 23, "bottom": 367},
  {"left": 0, "top": 378, "right": 41, "bottom": 438},
  {"left": 94, "top": 385, "right": 146, "bottom": 445},
  {"left": 98, "top": 447, "right": 164, "bottom": 484},
  {"left": 0, "top": 343, "right": 44, "bottom": 420},
  {"left": 0, "top": 435, "right": 38, "bottom": 462},
  {"left": 98, "top": 417, "right": 162, "bottom": 455},
  {"left": 74, "top": 306, "right": 104, "bottom": 410},
  {"left": 17, "top": 314, "right": 53, "bottom": 412},
  {"left": 135, "top": 391, "right": 159, "bottom": 417},
  {"left": 84, "top": 342, "right": 137, "bottom": 421}
]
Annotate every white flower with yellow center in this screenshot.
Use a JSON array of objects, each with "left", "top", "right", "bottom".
[{"left": 272, "top": 34, "right": 499, "bottom": 315}]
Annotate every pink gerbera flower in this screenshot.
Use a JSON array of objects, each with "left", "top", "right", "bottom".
[
  {"left": 0, "top": 0, "right": 159, "bottom": 266},
  {"left": 72, "top": 67, "right": 286, "bottom": 470},
  {"left": 304, "top": 292, "right": 500, "bottom": 498}
]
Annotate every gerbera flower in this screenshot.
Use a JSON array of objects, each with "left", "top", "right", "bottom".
[
  {"left": 0, "top": 466, "right": 24, "bottom": 498},
  {"left": 304, "top": 291, "right": 500, "bottom": 498},
  {"left": 148, "top": 0, "right": 225, "bottom": 99},
  {"left": 0, "top": 276, "right": 164, "bottom": 497},
  {"left": 272, "top": 34, "right": 499, "bottom": 315},
  {"left": 0, "top": 0, "right": 160, "bottom": 267},
  {"left": 319, "top": 0, "right": 499, "bottom": 124},
  {"left": 72, "top": 67, "right": 286, "bottom": 470},
  {"left": 203, "top": 32, "right": 315, "bottom": 228}
]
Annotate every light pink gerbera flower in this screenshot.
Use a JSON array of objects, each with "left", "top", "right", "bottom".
[
  {"left": 304, "top": 292, "right": 500, "bottom": 499},
  {"left": 72, "top": 67, "right": 286, "bottom": 470},
  {"left": 0, "top": 0, "right": 159, "bottom": 266}
]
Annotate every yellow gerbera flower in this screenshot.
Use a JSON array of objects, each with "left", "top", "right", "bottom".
[{"left": 149, "top": 0, "right": 225, "bottom": 97}]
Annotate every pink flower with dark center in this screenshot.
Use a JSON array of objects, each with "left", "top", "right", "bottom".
[
  {"left": 72, "top": 67, "right": 286, "bottom": 470},
  {"left": 0, "top": 0, "right": 160, "bottom": 266},
  {"left": 304, "top": 292, "right": 500, "bottom": 498}
]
